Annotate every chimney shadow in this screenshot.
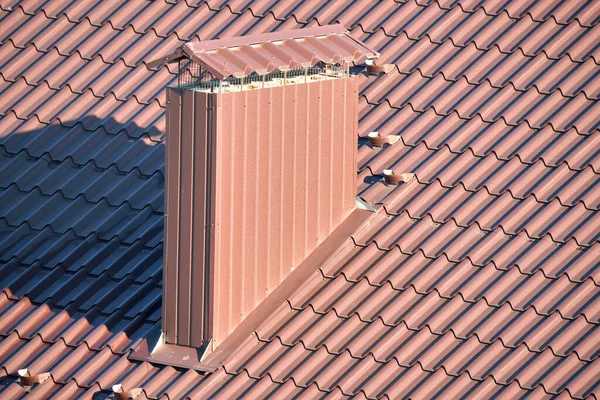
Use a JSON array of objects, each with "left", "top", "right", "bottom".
[{"left": 0, "top": 115, "right": 165, "bottom": 376}]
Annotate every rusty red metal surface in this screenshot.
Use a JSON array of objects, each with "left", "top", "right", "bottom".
[
  {"left": 151, "top": 24, "right": 380, "bottom": 77},
  {"left": 164, "top": 75, "right": 359, "bottom": 351},
  {"left": 0, "top": 0, "right": 599, "bottom": 398}
]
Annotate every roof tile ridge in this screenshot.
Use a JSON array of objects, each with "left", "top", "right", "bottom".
[
  {"left": 0, "top": 145, "right": 162, "bottom": 182},
  {"left": 390, "top": 205, "right": 597, "bottom": 248},
  {"left": 0, "top": 216, "right": 163, "bottom": 250},
  {"left": 2, "top": 1, "right": 192, "bottom": 41},
  {"left": 0, "top": 110, "right": 165, "bottom": 146},
  {"left": 440, "top": 1, "right": 597, "bottom": 28},
  {"left": 1, "top": 184, "right": 163, "bottom": 220},
  {"left": 384, "top": 176, "right": 598, "bottom": 215},
  {"left": 362, "top": 136, "right": 598, "bottom": 180},
  {"left": 355, "top": 26, "right": 600, "bottom": 66},
  {"left": 393, "top": 65, "right": 599, "bottom": 101},
  {"left": 352, "top": 207, "right": 596, "bottom": 251},
  {"left": 349, "top": 230, "right": 598, "bottom": 282},
  {"left": 0, "top": 296, "right": 159, "bottom": 332},
  {"left": 254, "top": 312, "right": 595, "bottom": 364},
  {"left": 1, "top": 146, "right": 162, "bottom": 179},
  {"left": 3, "top": 38, "right": 171, "bottom": 71},
  {"left": 360, "top": 168, "right": 598, "bottom": 211},
  {"left": 4, "top": 328, "right": 131, "bottom": 357},
  {"left": 3, "top": 253, "right": 161, "bottom": 286},
  {"left": 2, "top": 77, "right": 166, "bottom": 110},
  {"left": 0, "top": 24, "right": 185, "bottom": 67},
  {"left": 0, "top": 294, "right": 162, "bottom": 333},
  {"left": 360, "top": 98, "right": 596, "bottom": 136},
  {"left": 1, "top": 174, "right": 163, "bottom": 214},
  {"left": 330, "top": 239, "right": 600, "bottom": 287},
  {"left": 360, "top": 91, "right": 597, "bottom": 136},
  {"left": 310, "top": 271, "right": 599, "bottom": 325}
]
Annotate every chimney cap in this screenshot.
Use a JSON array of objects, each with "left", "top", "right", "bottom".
[{"left": 149, "top": 25, "right": 380, "bottom": 79}]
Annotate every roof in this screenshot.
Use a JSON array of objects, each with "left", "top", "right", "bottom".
[
  {"left": 152, "top": 24, "right": 380, "bottom": 78},
  {"left": 0, "top": 0, "right": 599, "bottom": 398}
]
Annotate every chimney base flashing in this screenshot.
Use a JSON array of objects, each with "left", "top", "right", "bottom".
[
  {"left": 131, "top": 200, "right": 376, "bottom": 372},
  {"left": 130, "top": 328, "right": 216, "bottom": 372}
]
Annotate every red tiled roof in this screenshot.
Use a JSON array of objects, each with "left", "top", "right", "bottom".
[{"left": 0, "top": 0, "right": 599, "bottom": 398}]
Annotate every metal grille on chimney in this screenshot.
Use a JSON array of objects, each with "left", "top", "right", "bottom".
[
  {"left": 177, "top": 59, "right": 350, "bottom": 92},
  {"left": 132, "top": 24, "right": 380, "bottom": 371}
]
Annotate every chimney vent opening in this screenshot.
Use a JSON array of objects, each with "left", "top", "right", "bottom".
[{"left": 176, "top": 59, "right": 350, "bottom": 93}]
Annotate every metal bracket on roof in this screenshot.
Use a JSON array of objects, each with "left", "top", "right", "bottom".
[
  {"left": 367, "top": 131, "right": 401, "bottom": 147},
  {"left": 17, "top": 369, "right": 51, "bottom": 391},
  {"left": 365, "top": 59, "right": 394, "bottom": 75},
  {"left": 129, "top": 325, "right": 215, "bottom": 372},
  {"left": 112, "top": 384, "right": 143, "bottom": 400},
  {"left": 383, "top": 170, "right": 415, "bottom": 185}
]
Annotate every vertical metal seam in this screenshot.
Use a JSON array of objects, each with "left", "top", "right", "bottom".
[
  {"left": 280, "top": 86, "right": 285, "bottom": 283},
  {"left": 254, "top": 89, "right": 261, "bottom": 301},
  {"left": 267, "top": 88, "right": 273, "bottom": 293},
  {"left": 241, "top": 91, "right": 248, "bottom": 318},
  {"left": 204, "top": 94, "right": 213, "bottom": 341},
  {"left": 188, "top": 93, "right": 196, "bottom": 346},
  {"left": 291, "top": 83, "right": 297, "bottom": 268},
  {"left": 330, "top": 80, "right": 334, "bottom": 231},
  {"left": 317, "top": 82, "right": 322, "bottom": 244}
]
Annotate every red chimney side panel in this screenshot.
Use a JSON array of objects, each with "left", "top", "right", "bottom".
[
  {"left": 164, "top": 88, "right": 217, "bottom": 347},
  {"left": 212, "top": 77, "right": 358, "bottom": 347}
]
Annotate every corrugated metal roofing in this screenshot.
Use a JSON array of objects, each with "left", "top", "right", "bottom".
[
  {"left": 157, "top": 24, "right": 380, "bottom": 78},
  {"left": 0, "top": 0, "right": 599, "bottom": 398}
]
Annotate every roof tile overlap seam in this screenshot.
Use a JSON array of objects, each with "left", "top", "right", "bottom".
[
  {"left": 350, "top": 228, "right": 594, "bottom": 265},
  {"left": 1, "top": 254, "right": 162, "bottom": 285},
  {"left": 1, "top": 185, "right": 163, "bottom": 219},
  {"left": 359, "top": 73, "right": 599, "bottom": 108},
  {"left": 230, "top": 348, "right": 576, "bottom": 399},
  {"left": 332, "top": 238, "right": 600, "bottom": 287},
  {"left": 374, "top": 67, "right": 600, "bottom": 101},
  {"left": 357, "top": 28, "right": 600, "bottom": 66},
  {"left": 0, "top": 130, "right": 165, "bottom": 177},
  {"left": 359, "top": 178, "right": 599, "bottom": 213},
  {"left": 358, "top": 94, "right": 600, "bottom": 136},
  {"left": 255, "top": 306, "right": 597, "bottom": 363},
  {"left": 348, "top": 235, "right": 600, "bottom": 286},
  {"left": 1, "top": 181, "right": 164, "bottom": 214},
  {"left": 323, "top": 240, "right": 599, "bottom": 287},
  {"left": 199, "top": 0, "right": 600, "bottom": 28},
  {"left": 309, "top": 266, "right": 600, "bottom": 325},
  {"left": 0, "top": 329, "right": 131, "bottom": 357},
  {"left": 358, "top": 137, "right": 600, "bottom": 176},
  {"left": 0, "top": 218, "right": 163, "bottom": 249},
  {"left": 359, "top": 133, "right": 600, "bottom": 174},
  {"left": 359, "top": 171, "right": 599, "bottom": 212},
  {"left": 0, "top": 109, "right": 166, "bottom": 146},
  {"left": 352, "top": 193, "right": 598, "bottom": 247},
  {"left": 0, "top": 78, "right": 166, "bottom": 115},
  {"left": 0, "top": 344, "right": 138, "bottom": 392},
  {"left": 1, "top": 38, "right": 175, "bottom": 70},
  {"left": 359, "top": 99, "right": 599, "bottom": 135},
  {"left": 368, "top": 207, "right": 600, "bottom": 248},
  {"left": 0, "top": 2, "right": 215, "bottom": 41},
  {"left": 0, "top": 74, "right": 170, "bottom": 107},
  {"left": 248, "top": 332, "right": 595, "bottom": 381},
  {"left": 0, "top": 290, "right": 161, "bottom": 324}
]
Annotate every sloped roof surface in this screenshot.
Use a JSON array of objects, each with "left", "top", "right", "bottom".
[{"left": 0, "top": 0, "right": 599, "bottom": 399}]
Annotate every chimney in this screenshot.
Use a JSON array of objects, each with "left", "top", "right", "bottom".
[{"left": 142, "top": 25, "right": 379, "bottom": 367}]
